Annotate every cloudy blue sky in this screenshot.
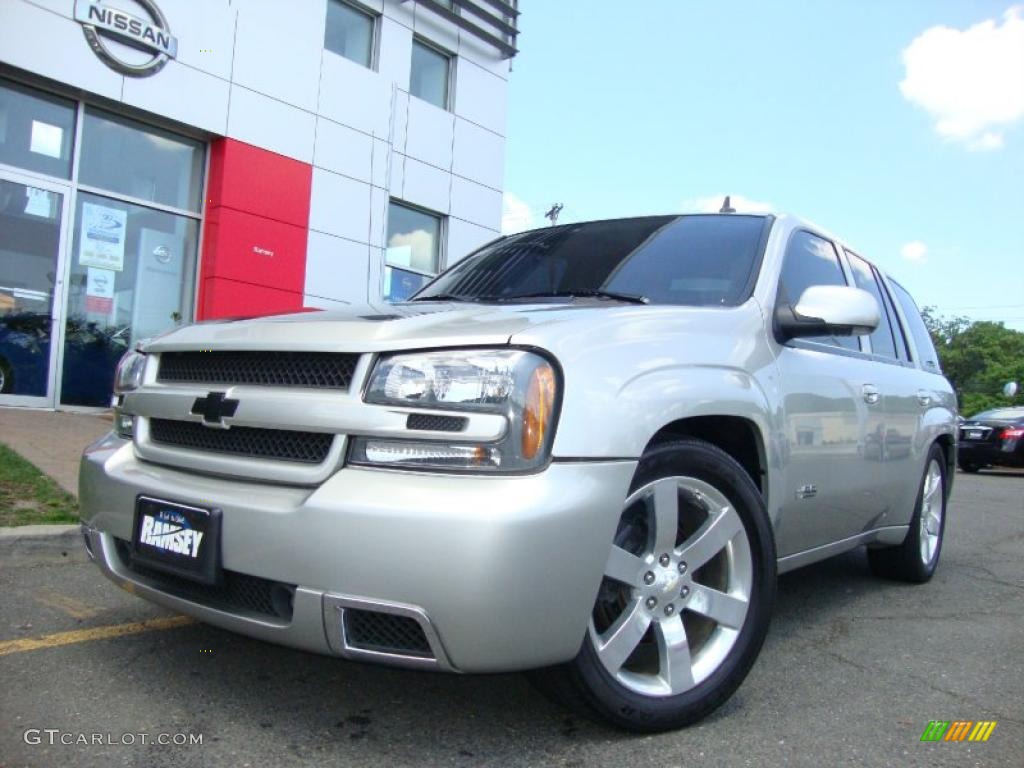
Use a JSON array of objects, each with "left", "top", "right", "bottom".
[{"left": 500, "top": 1, "right": 1024, "bottom": 329}]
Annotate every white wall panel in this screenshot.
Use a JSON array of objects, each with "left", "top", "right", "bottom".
[
  {"left": 304, "top": 230, "right": 371, "bottom": 304},
  {"left": 0, "top": 1, "right": 122, "bottom": 101},
  {"left": 377, "top": 16, "right": 412, "bottom": 91},
  {"left": 314, "top": 117, "right": 373, "bottom": 183},
  {"left": 232, "top": 0, "right": 325, "bottom": 112},
  {"left": 405, "top": 97, "right": 454, "bottom": 171},
  {"left": 369, "top": 186, "right": 390, "bottom": 250},
  {"left": 370, "top": 138, "right": 390, "bottom": 189},
  {"left": 381, "top": 0, "right": 414, "bottom": 28},
  {"left": 319, "top": 52, "right": 393, "bottom": 138},
  {"left": 227, "top": 85, "right": 316, "bottom": 163},
  {"left": 123, "top": 60, "right": 229, "bottom": 135},
  {"left": 450, "top": 176, "right": 502, "bottom": 229},
  {"left": 413, "top": 5, "right": 459, "bottom": 54},
  {"left": 452, "top": 117, "right": 504, "bottom": 190},
  {"left": 453, "top": 58, "right": 507, "bottom": 136},
  {"left": 309, "top": 167, "right": 372, "bottom": 243},
  {"left": 169, "top": 1, "right": 236, "bottom": 81},
  {"left": 403, "top": 157, "right": 450, "bottom": 214}
]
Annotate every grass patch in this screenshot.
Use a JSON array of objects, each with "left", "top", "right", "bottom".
[{"left": 0, "top": 443, "right": 79, "bottom": 526}]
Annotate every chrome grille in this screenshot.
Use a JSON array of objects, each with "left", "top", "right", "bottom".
[
  {"left": 157, "top": 351, "right": 359, "bottom": 390},
  {"left": 149, "top": 418, "right": 333, "bottom": 464}
]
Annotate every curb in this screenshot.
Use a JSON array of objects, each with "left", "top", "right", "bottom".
[{"left": 0, "top": 524, "right": 82, "bottom": 554}]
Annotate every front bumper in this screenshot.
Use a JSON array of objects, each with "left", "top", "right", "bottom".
[{"left": 80, "top": 433, "right": 636, "bottom": 672}]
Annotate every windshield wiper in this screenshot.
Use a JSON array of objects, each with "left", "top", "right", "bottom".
[
  {"left": 501, "top": 289, "right": 650, "bottom": 305},
  {"left": 410, "top": 294, "right": 475, "bottom": 302}
]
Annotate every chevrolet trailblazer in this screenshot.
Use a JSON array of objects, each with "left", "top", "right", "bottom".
[{"left": 80, "top": 212, "right": 957, "bottom": 731}]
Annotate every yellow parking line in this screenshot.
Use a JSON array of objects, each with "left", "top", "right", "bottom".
[
  {"left": 34, "top": 588, "right": 100, "bottom": 620},
  {"left": 0, "top": 615, "right": 196, "bottom": 657}
]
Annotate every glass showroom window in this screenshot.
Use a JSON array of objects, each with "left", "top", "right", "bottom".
[
  {"left": 0, "top": 78, "right": 76, "bottom": 179},
  {"left": 62, "top": 108, "right": 203, "bottom": 406},
  {"left": 325, "top": 0, "right": 376, "bottom": 68},
  {"left": 410, "top": 39, "right": 452, "bottom": 110},
  {"left": 385, "top": 202, "right": 443, "bottom": 301}
]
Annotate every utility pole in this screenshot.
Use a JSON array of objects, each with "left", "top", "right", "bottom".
[{"left": 544, "top": 203, "right": 563, "bottom": 226}]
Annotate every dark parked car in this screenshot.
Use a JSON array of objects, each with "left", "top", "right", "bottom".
[{"left": 958, "top": 407, "right": 1024, "bottom": 472}]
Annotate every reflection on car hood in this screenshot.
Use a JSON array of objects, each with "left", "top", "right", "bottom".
[{"left": 143, "top": 300, "right": 658, "bottom": 353}]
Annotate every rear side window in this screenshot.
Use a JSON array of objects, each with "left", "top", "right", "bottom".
[
  {"left": 778, "top": 230, "right": 859, "bottom": 351},
  {"left": 890, "top": 281, "right": 941, "bottom": 372},
  {"left": 846, "top": 252, "right": 898, "bottom": 359}
]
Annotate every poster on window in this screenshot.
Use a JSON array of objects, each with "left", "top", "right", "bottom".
[
  {"left": 85, "top": 267, "right": 115, "bottom": 315},
  {"left": 79, "top": 202, "right": 126, "bottom": 272}
]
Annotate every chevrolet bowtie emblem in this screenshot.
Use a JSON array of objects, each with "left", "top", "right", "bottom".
[{"left": 191, "top": 392, "right": 239, "bottom": 426}]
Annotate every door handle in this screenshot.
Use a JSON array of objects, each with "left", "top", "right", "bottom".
[
  {"left": 917, "top": 389, "right": 931, "bottom": 407},
  {"left": 862, "top": 384, "right": 880, "bottom": 405}
]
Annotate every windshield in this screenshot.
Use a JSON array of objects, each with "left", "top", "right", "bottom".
[
  {"left": 968, "top": 408, "right": 1024, "bottom": 421},
  {"left": 414, "top": 214, "right": 771, "bottom": 306}
]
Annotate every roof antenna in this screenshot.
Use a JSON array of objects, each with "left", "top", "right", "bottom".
[{"left": 719, "top": 195, "right": 736, "bottom": 214}]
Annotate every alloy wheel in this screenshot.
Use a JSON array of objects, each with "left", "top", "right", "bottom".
[{"left": 588, "top": 475, "right": 753, "bottom": 697}]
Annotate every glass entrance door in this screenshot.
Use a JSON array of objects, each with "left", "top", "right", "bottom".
[{"left": 0, "top": 172, "right": 70, "bottom": 407}]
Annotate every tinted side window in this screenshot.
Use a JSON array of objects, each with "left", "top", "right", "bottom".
[
  {"left": 890, "top": 281, "right": 941, "bottom": 372},
  {"left": 846, "top": 252, "right": 897, "bottom": 359},
  {"left": 878, "top": 273, "right": 911, "bottom": 362},
  {"left": 778, "top": 230, "right": 859, "bottom": 351}
]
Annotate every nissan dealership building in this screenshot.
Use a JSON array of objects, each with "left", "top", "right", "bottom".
[{"left": 0, "top": 0, "right": 517, "bottom": 408}]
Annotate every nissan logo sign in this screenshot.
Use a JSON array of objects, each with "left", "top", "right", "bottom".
[{"left": 74, "top": 0, "right": 177, "bottom": 77}]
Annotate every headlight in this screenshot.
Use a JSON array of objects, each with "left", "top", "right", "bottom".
[
  {"left": 355, "top": 349, "right": 559, "bottom": 472},
  {"left": 113, "top": 350, "right": 147, "bottom": 394}
]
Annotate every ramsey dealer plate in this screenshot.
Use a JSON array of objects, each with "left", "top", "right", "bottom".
[{"left": 132, "top": 496, "right": 222, "bottom": 584}]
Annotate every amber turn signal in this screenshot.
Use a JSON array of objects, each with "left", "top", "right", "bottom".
[{"left": 522, "top": 363, "right": 556, "bottom": 460}]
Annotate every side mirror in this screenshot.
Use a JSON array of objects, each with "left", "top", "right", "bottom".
[{"left": 776, "top": 285, "right": 880, "bottom": 341}]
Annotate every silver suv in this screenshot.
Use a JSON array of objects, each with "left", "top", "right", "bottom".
[{"left": 80, "top": 213, "right": 957, "bottom": 731}]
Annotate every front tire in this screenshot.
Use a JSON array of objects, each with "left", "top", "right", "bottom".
[
  {"left": 868, "top": 444, "right": 947, "bottom": 583},
  {"left": 533, "top": 439, "right": 776, "bottom": 732}
]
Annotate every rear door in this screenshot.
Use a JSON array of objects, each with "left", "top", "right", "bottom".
[
  {"left": 845, "top": 252, "right": 921, "bottom": 528},
  {"left": 772, "top": 230, "right": 887, "bottom": 557}
]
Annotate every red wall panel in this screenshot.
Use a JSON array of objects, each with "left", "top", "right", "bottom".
[
  {"left": 198, "top": 138, "right": 312, "bottom": 320},
  {"left": 205, "top": 139, "right": 312, "bottom": 227},
  {"left": 199, "top": 278, "right": 304, "bottom": 318}
]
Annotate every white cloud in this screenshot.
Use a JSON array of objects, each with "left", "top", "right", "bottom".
[
  {"left": 687, "top": 194, "right": 774, "bottom": 214},
  {"left": 901, "top": 241, "right": 929, "bottom": 263},
  {"left": 501, "top": 193, "right": 535, "bottom": 234},
  {"left": 900, "top": 6, "right": 1024, "bottom": 150}
]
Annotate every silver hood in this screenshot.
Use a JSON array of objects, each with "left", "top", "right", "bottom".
[{"left": 143, "top": 301, "right": 608, "bottom": 354}]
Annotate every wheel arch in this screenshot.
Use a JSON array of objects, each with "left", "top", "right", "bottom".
[
  {"left": 646, "top": 415, "right": 770, "bottom": 508},
  {"left": 933, "top": 432, "right": 956, "bottom": 495}
]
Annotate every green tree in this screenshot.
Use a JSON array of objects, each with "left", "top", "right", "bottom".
[{"left": 922, "top": 308, "right": 1024, "bottom": 416}]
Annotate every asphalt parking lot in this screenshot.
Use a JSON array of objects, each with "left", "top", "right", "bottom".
[{"left": 1, "top": 471, "right": 1021, "bottom": 768}]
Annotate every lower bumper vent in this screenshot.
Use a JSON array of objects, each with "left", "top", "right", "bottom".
[
  {"left": 344, "top": 608, "right": 433, "bottom": 657},
  {"left": 114, "top": 539, "right": 296, "bottom": 621}
]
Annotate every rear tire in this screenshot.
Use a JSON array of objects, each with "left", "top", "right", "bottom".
[
  {"left": 868, "top": 444, "right": 947, "bottom": 583},
  {"left": 957, "top": 461, "right": 980, "bottom": 473},
  {"left": 530, "top": 439, "right": 776, "bottom": 732}
]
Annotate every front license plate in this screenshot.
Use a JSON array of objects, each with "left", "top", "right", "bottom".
[{"left": 132, "top": 497, "right": 222, "bottom": 584}]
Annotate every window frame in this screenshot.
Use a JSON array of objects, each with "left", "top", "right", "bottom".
[
  {"left": 324, "top": 0, "right": 380, "bottom": 70},
  {"left": 885, "top": 277, "right": 942, "bottom": 374},
  {"left": 843, "top": 249, "right": 904, "bottom": 364},
  {"left": 383, "top": 199, "right": 446, "bottom": 301},
  {"left": 409, "top": 36, "right": 454, "bottom": 111}
]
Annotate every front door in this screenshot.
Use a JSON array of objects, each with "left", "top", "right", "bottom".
[{"left": 0, "top": 172, "right": 71, "bottom": 407}]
